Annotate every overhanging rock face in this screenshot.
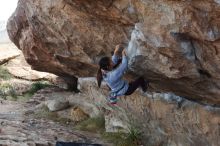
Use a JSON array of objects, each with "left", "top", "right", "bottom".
[{"left": 7, "top": 0, "right": 220, "bottom": 106}]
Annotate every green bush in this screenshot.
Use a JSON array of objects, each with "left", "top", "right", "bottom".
[
  {"left": 17, "top": 81, "right": 52, "bottom": 101},
  {"left": 0, "top": 66, "right": 13, "bottom": 80},
  {"left": 28, "top": 81, "right": 51, "bottom": 94},
  {"left": 0, "top": 83, "right": 17, "bottom": 100},
  {"left": 22, "top": 81, "right": 52, "bottom": 98},
  {"left": 125, "top": 126, "right": 142, "bottom": 145},
  {"left": 102, "top": 126, "right": 142, "bottom": 146}
]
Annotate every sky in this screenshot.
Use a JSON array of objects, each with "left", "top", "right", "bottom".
[{"left": 0, "top": 0, "right": 18, "bottom": 21}]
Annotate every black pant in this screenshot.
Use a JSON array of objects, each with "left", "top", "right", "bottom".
[{"left": 125, "top": 77, "right": 147, "bottom": 95}]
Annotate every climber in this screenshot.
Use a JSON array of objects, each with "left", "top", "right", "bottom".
[{"left": 97, "top": 44, "right": 149, "bottom": 104}]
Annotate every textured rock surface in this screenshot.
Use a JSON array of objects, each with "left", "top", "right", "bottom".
[
  {"left": 5, "top": 46, "right": 58, "bottom": 81},
  {"left": 46, "top": 98, "right": 69, "bottom": 112},
  {"left": 7, "top": 0, "right": 220, "bottom": 105},
  {"left": 76, "top": 78, "right": 220, "bottom": 146},
  {"left": 0, "top": 43, "right": 58, "bottom": 81},
  {"left": 0, "top": 78, "right": 219, "bottom": 146},
  {"left": 0, "top": 100, "right": 110, "bottom": 146},
  {"left": 0, "top": 43, "right": 20, "bottom": 65},
  {"left": 34, "top": 85, "right": 102, "bottom": 118}
]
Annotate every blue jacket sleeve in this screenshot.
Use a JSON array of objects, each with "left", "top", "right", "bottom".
[
  {"left": 112, "top": 55, "right": 120, "bottom": 65},
  {"left": 110, "top": 56, "right": 128, "bottom": 82}
]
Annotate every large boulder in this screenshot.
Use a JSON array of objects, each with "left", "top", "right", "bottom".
[
  {"left": 74, "top": 78, "right": 220, "bottom": 146},
  {"left": 7, "top": 0, "right": 220, "bottom": 105}
]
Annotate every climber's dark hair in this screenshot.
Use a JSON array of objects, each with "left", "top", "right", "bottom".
[{"left": 97, "top": 57, "right": 111, "bottom": 88}]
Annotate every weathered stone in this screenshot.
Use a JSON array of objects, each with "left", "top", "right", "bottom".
[
  {"left": 5, "top": 51, "right": 57, "bottom": 81},
  {"left": 7, "top": 0, "right": 220, "bottom": 105},
  {"left": 105, "top": 112, "right": 129, "bottom": 133},
  {"left": 0, "top": 100, "right": 110, "bottom": 146},
  {"left": 0, "top": 43, "right": 20, "bottom": 65},
  {"left": 46, "top": 99, "right": 69, "bottom": 112},
  {"left": 77, "top": 78, "right": 220, "bottom": 146},
  {"left": 67, "top": 93, "right": 102, "bottom": 118},
  {"left": 1, "top": 78, "right": 219, "bottom": 146}
]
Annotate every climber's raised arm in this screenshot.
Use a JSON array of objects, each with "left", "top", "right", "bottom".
[{"left": 112, "top": 44, "right": 123, "bottom": 65}]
